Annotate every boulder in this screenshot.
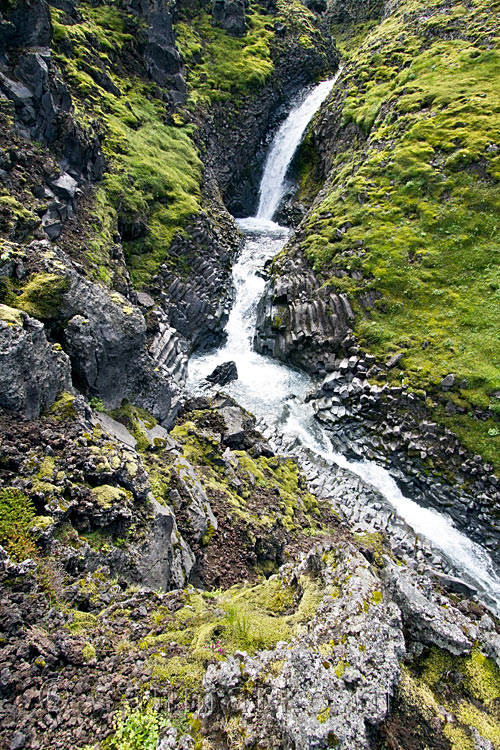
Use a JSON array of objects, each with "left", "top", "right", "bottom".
[
  {"left": 206, "top": 360, "right": 238, "bottom": 386},
  {"left": 0, "top": 304, "right": 72, "bottom": 420}
]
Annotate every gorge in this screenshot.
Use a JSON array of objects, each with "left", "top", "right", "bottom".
[{"left": 0, "top": 0, "right": 500, "bottom": 748}]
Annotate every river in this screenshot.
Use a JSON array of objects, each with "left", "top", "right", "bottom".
[{"left": 187, "top": 76, "right": 500, "bottom": 613}]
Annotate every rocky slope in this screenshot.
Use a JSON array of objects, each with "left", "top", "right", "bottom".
[{"left": 1, "top": 0, "right": 500, "bottom": 748}]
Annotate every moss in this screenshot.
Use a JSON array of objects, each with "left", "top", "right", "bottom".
[
  {"left": 82, "top": 642, "right": 97, "bottom": 662},
  {"left": 0, "top": 303, "right": 23, "bottom": 326},
  {"left": 0, "top": 487, "right": 37, "bottom": 561},
  {"left": 49, "top": 392, "right": 78, "bottom": 422},
  {"left": 139, "top": 573, "right": 324, "bottom": 696},
  {"left": 295, "top": 0, "right": 500, "bottom": 468},
  {"left": 110, "top": 402, "right": 156, "bottom": 453},
  {"left": 317, "top": 706, "right": 331, "bottom": 724},
  {"left": 91, "top": 485, "right": 129, "bottom": 509},
  {"left": 395, "top": 646, "right": 500, "bottom": 748},
  {"left": 7, "top": 273, "right": 70, "bottom": 320}
]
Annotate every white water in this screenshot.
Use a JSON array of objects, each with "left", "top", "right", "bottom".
[
  {"left": 257, "top": 73, "right": 341, "bottom": 221},
  {"left": 188, "top": 78, "right": 500, "bottom": 612}
]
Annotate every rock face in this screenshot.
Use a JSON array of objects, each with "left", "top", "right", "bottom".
[
  {"left": 0, "top": 304, "right": 72, "bottom": 419},
  {"left": 151, "top": 208, "right": 241, "bottom": 352},
  {"left": 127, "top": 0, "right": 187, "bottom": 105},
  {"left": 202, "top": 544, "right": 406, "bottom": 749},
  {"left": 254, "top": 250, "right": 355, "bottom": 373},
  {"left": 212, "top": 0, "right": 247, "bottom": 36},
  {"left": 0, "top": 241, "right": 185, "bottom": 425}
]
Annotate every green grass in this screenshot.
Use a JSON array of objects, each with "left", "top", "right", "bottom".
[
  {"left": 295, "top": 0, "right": 500, "bottom": 464},
  {"left": 51, "top": 0, "right": 324, "bottom": 287}
]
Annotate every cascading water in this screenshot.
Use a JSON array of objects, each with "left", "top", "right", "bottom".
[{"left": 188, "top": 76, "right": 500, "bottom": 612}]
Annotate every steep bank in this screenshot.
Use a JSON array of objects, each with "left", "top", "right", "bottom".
[{"left": 254, "top": 0, "right": 500, "bottom": 541}]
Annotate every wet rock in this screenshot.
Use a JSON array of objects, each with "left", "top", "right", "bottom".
[
  {"left": 0, "top": 304, "right": 72, "bottom": 420},
  {"left": 206, "top": 360, "right": 238, "bottom": 386}
]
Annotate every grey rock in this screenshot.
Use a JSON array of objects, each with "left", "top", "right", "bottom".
[
  {"left": 95, "top": 413, "right": 138, "bottom": 449},
  {"left": 382, "top": 560, "right": 475, "bottom": 655},
  {"left": 48, "top": 172, "right": 79, "bottom": 200},
  {"left": 202, "top": 544, "right": 405, "bottom": 749},
  {"left": 441, "top": 373, "right": 456, "bottom": 389},
  {"left": 9, "top": 731, "right": 27, "bottom": 750},
  {"left": 137, "top": 291, "right": 155, "bottom": 308},
  {"left": 386, "top": 352, "right": 404, "bottom": 369},
  {"left": 0, "top": 304, "right": 72, "bottom": 420}
]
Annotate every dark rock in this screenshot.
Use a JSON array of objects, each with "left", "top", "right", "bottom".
[
  {"left": 0, "top": 0, "right": 52, "bottom": 62},
  {"left": 206, "top": 360, "right": 238, "bottom": 386},
  {"left": 212, "top": 0, "right": 247, "bottom": 36},
  {"left": 0, "top": 304, "right": 72, "bottom": 420}
]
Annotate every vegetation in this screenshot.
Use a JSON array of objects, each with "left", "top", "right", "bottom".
[
  {"left": 0, "top": 487, "right": 37, "bottom": 561},
  {"left": 392, "top": 645, "right": 500, "bottom": 749},
  {"left": 139, "top": 572, "right": 323, "bottom": 696},
  {"left": 296, "top": 0, "right": 500, "bottom": 463}
]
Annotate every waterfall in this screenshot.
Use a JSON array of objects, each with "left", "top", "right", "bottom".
[
  {"left": 188, "top": 75, "right": 500, "bottom": 613},
  {"left": 256, "top": 72, "right": 341, "bottom": 221}
]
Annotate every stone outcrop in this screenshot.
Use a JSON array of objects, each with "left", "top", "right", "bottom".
[
  {"left": 0, "top": 304, "right": 72, "bottom": 419},
  {"left": 254, "top": 249, "right": 355, "bottom": 373},
  {"left": 212, "top": 0, "right": 247, "bottom": 36},
  {"left": 0, "top": 240, "right": 185, "bottom": 424},
  {"left": 126, "top": 0, "right": 187, "bottom": 106}
]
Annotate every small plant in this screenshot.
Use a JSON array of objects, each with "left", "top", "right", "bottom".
[
  {"left": 104, "top": 701, "right": 173, "bottom": 750},
  {"left": 89, "top": 396, "right": 106, "bottom": 412}
]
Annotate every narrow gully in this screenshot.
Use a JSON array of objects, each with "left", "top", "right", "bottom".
[{"left": 187, "top": 76, "right": 500, "bottom": 613}]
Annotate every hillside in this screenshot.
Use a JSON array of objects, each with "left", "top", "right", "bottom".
[{"left": 1, "top": 0, "right": 500, "bottom": 748}]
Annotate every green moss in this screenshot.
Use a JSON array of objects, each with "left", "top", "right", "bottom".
[
  {"left": 400, "top": 646, "right": 500, "bottom": 748},
  {"left": 110, "top": 402, "right": 156, "bottom": 452},
  {"left": 0, "top": 487, "right": 37, "bottom": 561},
  {"left": 0, "top": 303, "right": 23, "bottom": 326},
  {"left": 317, "top": 705, "right": 331, "bottom": 723},
  {"left": 139, "top": 573, "right": 323, "bottom": 696},
  {"left": 7, "top": 273, "right": 70, "bottom": 320},
  {"left": 82, "top": 642, "right": 97, "bottom": 662},
  {"left": 49, "top": 392, "right": 78, "bottom": 422},
  {"left": 295, "top": 0, "right": 500, "bottom": 468},
  {"left": 91, "top": 485, "right": 129, "bottom": 509}
]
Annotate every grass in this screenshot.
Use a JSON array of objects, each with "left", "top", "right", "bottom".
[
  {"left": 50, "top": 0, "right": 325, "bottom": 288},
  {"left": 50, "top": 2, "right": 203, "bottom": 287},
  {"left": 140, "top": 573, "right": 323, "bottom": 695},
  {"left": 294, "top": 0, "right": 500, "bottom": 465}
]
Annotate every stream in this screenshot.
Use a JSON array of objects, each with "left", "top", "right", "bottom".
[{"left": 187, "top": 76, "right": 500, "bottom": 613}]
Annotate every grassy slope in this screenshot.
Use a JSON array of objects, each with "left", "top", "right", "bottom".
[
  {"left": 51, "top": 0, "right": 325, "bottom": 287},
  {"left": 298, "top": 0, "right": 500, "bottom": 466}
]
